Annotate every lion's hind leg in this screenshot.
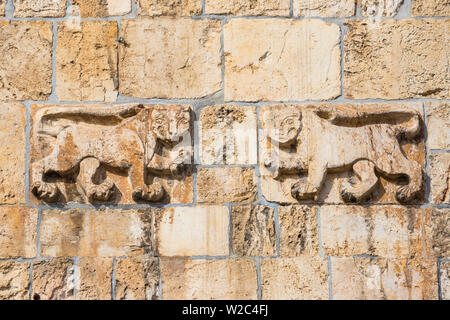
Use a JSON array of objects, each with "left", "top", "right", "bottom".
[
  {"left": 77, "top": 158, "right": 115, "bottom": 203},
  {"left": 31, "top": 156, "right": 61, "bottom": 203},
  {"left": 129, "top": 160, "right": 165, "bottom": 202},
  {"left": 340, "top": 160, "right": 378, "bottom": 203}
]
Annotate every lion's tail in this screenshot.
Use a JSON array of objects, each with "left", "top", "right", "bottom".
[{"left": 395, "top": 113, "right": 421, "bottom": 140}]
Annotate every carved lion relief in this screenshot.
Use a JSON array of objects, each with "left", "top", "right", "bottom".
[
  {"left": 30, "top": 104, "right": 193, "bottom": 204},
  {"left": 260, "top": 103, "right": 425, "bottom": 204}
]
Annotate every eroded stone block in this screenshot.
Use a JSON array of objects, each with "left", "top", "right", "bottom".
[
  {"left": 294, "top": 0, "right": 355, "bottom": 17},
  {"left": 72, "top": 0, "right": 132, "bottom": 17},
  {"left": 429, "top": 153, "right": 450, "bottom": 204},
  {"left": 138, "top": 0, "right": 202, "bottom": 16},
  {"left": 441, "top": 261, "right": 450, "bottom": 300},
  {"left": 119, "top": 18, "right": 222, "bottom": 99},
  {"left": 344, "top": 19, "right": 449, "bottom": 99},
  {"left": 76, "top": 258, "right": 113, "bottom": 300},
  {"left": 0, "top": 21, "right": 52, "bottom": 100},
  {"left": 412, "top": 0, "right": 450, "bottom": 16},
  {"left": 426, "top": 101, "right": 449, "bottom": 150},
  {"left": 30, "top": 104, "right": 193, "bottom": 204},
  {"left": 0, "top": 261, "right": 30, "bottom": 300},
  {"left": 205, "top": 0, "right": 290, "bottom": 16},
  {"left": 14, "top": 0, "right": 67, "bottom": 17},
  {"left": 32, "top": 259, "right": 75, "bottom": 300},
  {"left": 259, "top": 103, "right": 425, "bottom": 204},
  {"left": 224, "top": 19, "right": 341, "bottom": 102},
  {"left": 161, "top": 258, "right": 258, "bottom": 299},
  {"left": 359, "top": 0, "right": 404, "bottom": 17}
]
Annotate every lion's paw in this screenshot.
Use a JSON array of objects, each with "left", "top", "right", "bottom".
[
  {"left": 395, "top": 185, "right": 416, "bottom": 203},
  {"left": 291, "top": 181, "right": 318, "bottom": 200},
  {"left": 339, "top": 181, "right": 359, "bottom": 203},
  {"left": 32, "top": 181, "right": 60, "bottom": 203},
  {"left": 87, "top": 180, "right": 115, "bottom": 202},
  {"left": 133, "top": 183, "right": 165, "bottom": 202}
]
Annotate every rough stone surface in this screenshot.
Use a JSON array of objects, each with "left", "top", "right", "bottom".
[
  {"left": 0, "top": 103, "right": 26, "bottom": 204},
  {"left": 32, "top": 259, "right": 75, "bottom": 300},
  {"left": 429, "top": 153, "right": 450, "bottom": 204},
  {"left": 359, "top": 0, "right": 404, "bottom": 17},
  {"left": 294, "top": 0, "right": 355, "bottom": 17},
  {"left": 138, "top": 0, "right": 202, "bottom": 16},
  {"left": 56, "top": 21, "right": 118, "bottom": 102},
  {"left": 344, "top": 19, "right": 449, "bottom": 99},
  {"left": 260, "top": 103, "right": 425, "bottom": 204},
  {"left": 72, "top": 0, "right": 132, "bottom": 17},
  {"left": 29, "top": 104, "right": 194, "bottom": 205},
  {"left": 412, "top": 0, "right": 450, "bottom": 16},
  {"left": 0, "top": 207, "right": 38, "bottom": 259},
  {"left": 205, "top": 0, "right": 290, "bottom": 16},
  {"left": 0, "top": 1, "right": 4, "bottom": 16},
  {"left": 14, "top": 0, "right": 67, "bottom": 17},
  {"left": 0, "top": 21, "right": 52, "bottom": 101},
  {"left": 115, "top": 256, "right": 160, "bottom": 300},
  {"left": 331, "top": 257, "right": 438, "bottom": 300},
  {"left": 279, "top": 206, "right": 319, "bottom": 257},
  {"left": 0, "top": 261, "right": 30, "bottom": 300},
  {"left": 161, "top": 258, "right": 258, "bottom": 299},
  {"left": 261, "top": 257, "right": 329, "bottom": 300},
  {"left": 39, "top": 208, "right": 155, "bottom": 257},
  {"left": 321, "top": 206, "right": 449, "bottom": 259},
  {"left": 232, "top": 205, "right": 276, "bottom": 256},
  {"left": 156, "top": 206, "right": 229, "bottom": 256},
  {"left": 426, "top": 101, "right": 449, "bottom": 150},
  {"left": 119, "top": 18, "right": 222, "bottom": 99},
  {"left": 76, "top": 258, "right": 113, "bottom": 300},
  {"left": 224, "top": 19, "right": 341, "bottom": 102},
  {"left": 441, "top": 261, "right": 450, "bottom": 300},
  {"left": 197, "top": 167, "right": 257, "bottom": 203},
  {"left": 200, "top": 105, "right": 257, "bottom": 165}
]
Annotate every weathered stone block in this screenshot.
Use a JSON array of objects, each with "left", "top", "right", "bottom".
[
  {"left": 29, "top": 104, "right": 193, "bottom": 204},
  {"left": 412, "top": 0, "right": 450, "bottom": 16},
  {"left": 199, "top": 105, "right": 257, "bottom": 165},
  {"left": 279, "top": 206, "right": 319, "bottom": 256},
  {"left": 205, "top": 0, "right": 290, "bottom": 16},
  {"left": 0, "top": 1, "right": 4, "bottom": 16},
  {"left": 429, "top": 153, "right": 450, "bottom": 204},
  {"left": 344, "top": 19, "right": 449, "bottom": 99},
  {"left": 441, "top": 261, "right": 450, "bottom": 300},
  {"left": 0, "top": 261, "right": 30, "bottom": 300},
  {"left": 56, "top": 21, "right": 118, "bottom": 102},
  {"left": 232, "top": 205, "right": 276, "bottom": 256},
  {"left": 156, "top": 206, "right": 229, "bottom": 256},
  {"left": 0, "top": 103, "right": 26, "bottom": 204},
  {"left": 115, "top": 256, "right": 160, "bottom": 300},
  {"left": 76, "top": 258, "right": 113, "bottom": 300},
  {"left": 0, "top": 207, "right": 38, "bottom": 259},
  {"left": 0, "top": 21, "right": 52, "bottom": 100},
  {"left": 197, "top": 167, "right": 257, "bottom": 203},
  {"left": 161, "top": 258, "right": 258, "bottom": 299},
  {"left": 119, "top": 18, "right": 222, "bottom": 99},
  {"left": 72, "top": 0, "right": 132, "bottom": 17},
  {"left": 138, "top": 0, "right": 202, "bottom": 16},
  {"left": 259, "top": 103, "right": 425, "bottom": 204},
  {"left": 32, "top": 259, "right": 75, "bottom": 300},
  {"left": 39, "top": 208, "right": 155, "bottom": 257},
  {"left": 359, "top": 0, "right": 404, "bottom": 17},
  {"left": 331, "top": 257, "right": 438, "bottom": 300},
  {"left": 294, "top": 0, "right": 355, "bottom": 17},
  {"left": 224, "top": 19, "right": 341, "bottom": 102},
  {"left": 426, "top": 101, "right": 449, "bottom": 150},
  {"left": 261, "top": 257, "right": 329, "bottom": 300},
  {"left": 14, "top": 0, "right": 67, "bottom": 17}
]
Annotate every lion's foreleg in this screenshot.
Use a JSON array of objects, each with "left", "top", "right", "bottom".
[
  {"left": 292, "top": 160, "right": 326, "bottom": 201},
  {"left": 131, "top": 160, "right": 165, "bottom": 202},
  {"left": 77, "top": 158, "right": 115, "bottom": 203},
  {"left": 31, "top": 156, "right": 60, "bottom": 202}
]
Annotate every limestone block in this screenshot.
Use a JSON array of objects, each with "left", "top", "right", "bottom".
[
  {"left": 32, "top": 259, "right": 75, "bottom": 300},
  {"left": 138, "top": 0, "right": 202, "bottom": 16},
  {"left": 205, "top": 0, "right": 290, "bottom": 16},
  {"left": 76, "top": 258, "right": 113, "bottom": 300},
  {"left": 441, "top": 261, "right": 450, "bottom": 300},
  {"left": 14, "top": 0, "right": 68, "bottom": 17},
  {"left": 359, "top": 0, "right": 404, "bottom": 17},
  {"left": 72, "top": 0, "right": 132, "bottom": 17},
  {"left": 0, "top": 261, "right": 30, "bottom": 300},
  {"left": 294, "top": 0, "right": 355, "bottom": 17},
  {"left": 429, "top": 153, "right": 450, "bottom": 204},
  {"left": 412, "top": 0, "right": 450, "bottom": 16},
  {"left": 426, "top": 101, "right": 449, "bottom": 150}
]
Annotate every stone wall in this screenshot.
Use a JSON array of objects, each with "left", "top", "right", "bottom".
[{"left": 0, "top": 0, "right": 448, "bottom": 300}]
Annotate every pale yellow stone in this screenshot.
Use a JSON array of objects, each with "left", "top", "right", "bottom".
[
  {"left": 205, "top": 0, "right": 290, "bottom": 16},
  {"left": 426, "top": 101, "right": 449, "bottom": 150},
  {"left": 115, "top": 256, "right": 160, "bottom": 300},
  {"left": 39, "top": 208, "right": 155, "bottom": 257},
  {"left": 344, "top": 19, "right": 449, "bottom": 99},
  {"left": 138, "top": 0, "right": 202, "bottom": 16},
  {"left": 161, "top": 258, "right": 258, "bottom": 299},
  {"left": 0, "top": 261, "right": 30, "bottom": 300},
  {"left": 14, "top": 0, "right": 67, "bottom": 17},
  {"left": 0, "top": 21, "right": 52, "bottom": 100},
  {"left": 56, "top": 21, "right": 118, "bottom": 102},
  {"left": 119, "top": 18, "right": 222, "bottom": 99},
  {"left": 412, "top": 0, "right": 450, "bottom": 16},
  {"left": 197, "top": 167, "right": 257, "bottom": 203},
  {"left": 224, "top": 19, "right": 341, "bottom": 102},
  {"left": 156, "top": 206, "right": 229, "bottom": 256},
  {"left": 441, "top": 261, "right": 450, "bottom": 300},
  {"left": 0, "top": 207, "right": 38, "bottom": 259},
  {"left": 32, "top": 259, "right": 75, "bottom": 300},
  {"left": 0, "top": 103, "right": 25, "bottom": 204},
  {"left": 261, "top": 257, "right": 329, "bottom": 300},
  {"left": 332, "top": 257, "right": 438, "bottom": 300},
  {"left": 0, "top": 0, "right": 5, "bottom": 15},
  {"left": 359, "top": 0, "right": 404, "bottom": 17},
  {"left": 429, "top": 153, "right": 450, "bottom": 204},
  {"left": 76, "top": 258, "right": 112, "bottom": 300},
  {"left": 200, "top": 105, "right": 257, "bottom": 165},
  {"left": 72, "top": 0, "right": 132, "bottom": 17},
  {"left": 294, "top": 0, "right": 355, "bottom": 17}
]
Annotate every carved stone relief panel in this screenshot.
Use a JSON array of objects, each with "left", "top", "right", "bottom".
[
  {"left": 259, "top": 103, "right": 425, "bottom": 204},
  {"left": 29, "top": 104, "right": 193, "bottom": 204}
]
